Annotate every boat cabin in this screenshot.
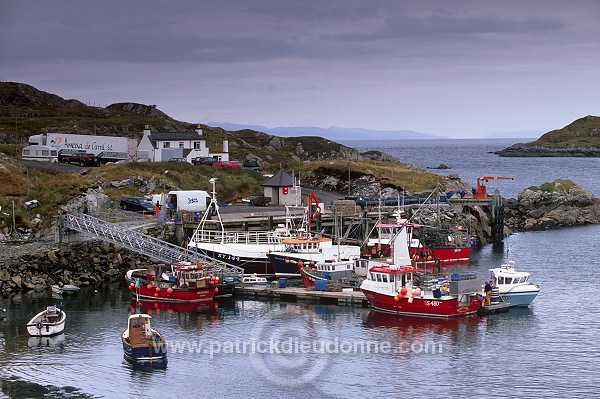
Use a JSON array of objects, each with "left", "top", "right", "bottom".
[
  {"left": 171, "top": 262, "right": 210, "bottom": 288},
  {"left": 124, "top": 314, "right": 154, "bottom": 346},
  {"left": 367, "top": 265, "right": 417, "bottom": 292},
  {"left": 282, "top": 236, "right": 331, "bottom": 254},
  {"left": 490, "top": 261, "right": 532, "bottom": 286}
]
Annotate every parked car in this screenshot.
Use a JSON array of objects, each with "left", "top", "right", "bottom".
[
  {"left": 212, "top": 160, "right": 242, "bottom": 169},
  {"left": 249, "top": 196, "right": 271, "bottom": 206},
  {"left": 192, "top": 156, "right": 216, "bottom": 165},
  {"left": 119, "top": 197, "right": 155, "bottom": 213},
  {"left": 242, "top": 160, "right": 261, "bottom": 172},
  {"left": 168, "top": 157, "right": 188, "bottom": 163}
]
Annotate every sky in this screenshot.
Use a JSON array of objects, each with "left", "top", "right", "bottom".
[{"left": 1, "top": 0, "right": 599, "bottom": 138}]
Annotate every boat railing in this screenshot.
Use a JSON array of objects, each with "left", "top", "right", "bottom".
[{"left": 191, "top": 229, "right": 287, "bottom": 245}]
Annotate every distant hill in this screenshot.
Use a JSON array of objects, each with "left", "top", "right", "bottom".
[
  {"left": 206, "top": 122, "right": 445, "bottom": 140},
  {"left": 496, "top": 115, "right": 600, "bottom": 157},
  {"left": 0, "top": 81, "right": 396, "bottom": 168}
]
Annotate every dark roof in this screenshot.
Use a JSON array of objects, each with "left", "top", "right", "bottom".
[
  {"left": 149, "top": 132, "right": 204, "bottom": 141},
  {"left": 262, "top": 170, "right": 295, "bottom": 187}
]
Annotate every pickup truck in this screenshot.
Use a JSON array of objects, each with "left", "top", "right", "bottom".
[{"left": 58, "top": 151, "right": 97, "bottom": 166}]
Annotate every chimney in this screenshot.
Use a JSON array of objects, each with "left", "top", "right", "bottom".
[
  {"left": 196, "top": 125, "right": 203, "bottom": 137},
  {"left": 223, "top": 140, "right": 229, "bottom": 153},
  {"left": 143, "top": 125, "right": 151, "bottom": 137}
]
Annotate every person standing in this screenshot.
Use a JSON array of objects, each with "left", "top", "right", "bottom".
[
  {"left": 484, "top": 280, "right": 492, "bottom": 306},
  {"left": 155, "top": 201, "right": 160, "bottom": 219}
]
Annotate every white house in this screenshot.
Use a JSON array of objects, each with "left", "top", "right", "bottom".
[
  {"left": 261, "top": 171, "right": 301, "bottom": 206},
  {"left": 137, "top": 125, "right": 229, "bottom": 163}
]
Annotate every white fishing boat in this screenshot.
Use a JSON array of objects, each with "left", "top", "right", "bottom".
[
  {"left": 26, "top": 305, "right": 66, "bottom": 337},
  {"left": 489, "top": 260, "right": 540, "bottom": 307}
]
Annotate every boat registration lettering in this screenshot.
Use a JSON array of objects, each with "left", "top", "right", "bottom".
[
  {"left": 217, "top": 253, "right": 240, "bottom": 262},
  {"left": 425, "top": 300, "right": 441, "bottom": 306}
]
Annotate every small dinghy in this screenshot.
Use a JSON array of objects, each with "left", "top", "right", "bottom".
[
  {"left": 121, "top": 313, "right": 167, "bottom": 363},
  {"left": 51, "top": 282, "right": 80, "bottom": 295},
  {"left": 26, "top": 305, "right": 66, "bottom": 337}
]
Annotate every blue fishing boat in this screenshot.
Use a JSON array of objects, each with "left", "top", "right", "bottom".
[{"left": 121, "top": 313, "right": 167, "bottom": 363}]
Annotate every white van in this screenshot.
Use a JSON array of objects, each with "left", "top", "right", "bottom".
[{"left": 166, "top": 190, "right": 210, "bottom": 212}]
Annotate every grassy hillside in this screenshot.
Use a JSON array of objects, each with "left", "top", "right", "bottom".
[{"left": 521, "top": 115, "right": 600, "bottom": 149}]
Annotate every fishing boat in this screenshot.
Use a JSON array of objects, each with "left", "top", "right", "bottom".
[
  {"left": 267, "top": 233, "right": 362, "bottom": 278},
  {"left": 188, "top": 178, "right": 309, "bottom": 276},
  {"left": 121, "top": 313, "right": 167, "bottom": 362},
  {"left": 299, "top": 260, "right": 358, "bottom": 288},
  {"left": 51, "top": 282, "right": 80, "bottom": 295},
  {"left": 489, "top": 260, "right": 540, "bottom": 307},
  {"left": 360, "top": 227, "right": 481, "bottom": 318},
  {"left": 242, "top": 274, "right": 269, "bottom": 285},
  {"left": 366, "top": 222, "right": 472, "bottom": 265},
  {"left": 125, "top": 263, "right": 218, "bottom": 302},
  {"left": 26, "top": 305, "right": 66, "bottom": 336}
]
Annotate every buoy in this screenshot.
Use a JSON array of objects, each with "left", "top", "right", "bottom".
[
  {"left": 154, "top": 293, "right": 159, "bottom": 298},
  {"left": 394, "top": 296, "right": 399, "bottom": 301},
  {"left": 155, "top": 287, "right": 161, "bottom": 292},
  {"left": 298, "top": 262, "right": 303, "bottom": 267},
  {"left": 129, "top": 283, "right": 134, "bottom": 290},
  {"left": 400, "top": 287, "right": 408, "bottom": 296},
  {"left": 167, "top": 287, "right": 174, "bottom": 295},
  {"left": 147, "top": 284, "right": 152, "bottom": 290},
  {"left": 285, "top": 259, "right": 290, "bottom": 264},
  {"left": 408, "top": 296, "right": 414, "bottom": 304},
  {"left": 215, "top": 287, "right": 219, "bottom": 293},
  {"left": 412, "top": 288, "right": 421, "bottom": 297},
  {"left": 310, "top": 261, "right": 315, "bottom": 266}
]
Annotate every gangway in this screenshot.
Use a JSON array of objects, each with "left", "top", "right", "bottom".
[{"left": 60, "top": 213, "right": 244, "bottom": 282}]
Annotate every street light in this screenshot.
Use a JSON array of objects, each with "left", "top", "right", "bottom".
[{"left": 163, "top": 170, "right": 169, "bottom": 204}]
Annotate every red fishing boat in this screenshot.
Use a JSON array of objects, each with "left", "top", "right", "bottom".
[
  {"left": 360, "top": 226, "right": 481, "bottom": 318},
  {"left": 125, "top": 263, "right": 219, "bottom": 302},
  {"left": 366, "top": 223, "right": 472, "bottom": 265}
]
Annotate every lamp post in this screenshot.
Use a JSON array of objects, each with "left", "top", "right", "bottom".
[{"left": 163, "top": 170, "right": 169, "bottom": 205}]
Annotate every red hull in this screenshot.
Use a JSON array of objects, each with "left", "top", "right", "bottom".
[
  {"left": 300, "top": 268, "right": 322, "bottom": 288},
  {"left": 361, "top": 288, "right": 480, "bottom": 318},
  {"left": 128, "top": 285, "right": 216, "bottom": 302},
  {"left": 409, "top": 247, "right": 471, "bottom": 263}
]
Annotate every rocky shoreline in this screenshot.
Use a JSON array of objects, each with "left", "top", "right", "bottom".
[{"left": 495, "top": 145, "right": 600, "bottom": 157}]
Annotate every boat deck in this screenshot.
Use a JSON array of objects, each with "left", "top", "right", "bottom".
[{"left": 234, "top": 284, "right": 368, "bottom": 306}]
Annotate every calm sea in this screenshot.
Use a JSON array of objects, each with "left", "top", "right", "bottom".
[{"left": 1, "top": 139, "right": 600, "bottom": 398}]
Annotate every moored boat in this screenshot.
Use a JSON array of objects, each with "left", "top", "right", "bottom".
[
  {"left": 121, "top": 313, "right": 167, "bottom": 362},
  {"left": 125, "top": 263, "right": 218, "bottom": 303},
  {"left": 299, "top": 260, "right": 357, "bottom": 288},
  {"left": 360, "top": 226, "right": 481, "bottom": 318},
  {"left": 26, "top": 305, "right": 66, "bottom": 337},
  {"left": 51, "top": 282, "right": 80, "bottom": 295},
  {"left": 242, "top": 274, "right": 269, "bottom": 285},
  {"left": 489, "top": 260, "right": 540, "bottom": 307}
]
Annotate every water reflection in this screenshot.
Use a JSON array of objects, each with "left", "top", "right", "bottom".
[{"left": 27, "top": 333, "right": 66, "bottom": 348}]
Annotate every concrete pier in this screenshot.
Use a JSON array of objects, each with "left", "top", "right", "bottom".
[{"left": 234, "top": 284, "right": 368, "bottom": 306}]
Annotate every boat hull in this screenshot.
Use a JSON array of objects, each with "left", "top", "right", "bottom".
[
  {"left": 193, "top": 247, "right": 274, "bottom": 276},
  {"left": 122, "top": 338, "right": 167, "bottom": 362},
  {"left": 498, "top": 291, "right": 539, "bottom": 307},
  {"left": 129, "top": 285, "right": 217, "bottom": 302},
  {"left": 361, "top": 288, "right": 480, "bottom": 318},
  {"left": 267, "top": 253, "right": 305, "bottom": 278}
]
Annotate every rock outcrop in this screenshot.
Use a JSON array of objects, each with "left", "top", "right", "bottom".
[{"left": 504, "top": 180, "right": 600, "bottom": 230}]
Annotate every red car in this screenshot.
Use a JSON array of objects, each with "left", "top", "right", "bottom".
[{"left": 212, "top": 160, "right": 241, "bottom": 169}]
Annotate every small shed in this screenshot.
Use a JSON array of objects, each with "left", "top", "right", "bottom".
[{"left": 261, "top": 171, "right": 300, "bottom": 206}]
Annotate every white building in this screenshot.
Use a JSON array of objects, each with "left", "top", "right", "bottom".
[{"left": 137, "top": 125, "right": 229, "bottom": 163}]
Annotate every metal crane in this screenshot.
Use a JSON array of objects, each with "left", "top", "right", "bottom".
[{"left": 473, "top": 176, "right": 514, "bottom": 199}]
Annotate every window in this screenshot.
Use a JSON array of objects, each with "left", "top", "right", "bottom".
[
  {"left": 163, "top": 142, "right": 170, "bottom": 149},
  {"left": 23, "top": 150, "right": 30, "bottom": 155},
  {"left": 194, "top": 142, "right": 201, "bottom": 149},
  {"left": 42, "top": 150, "right": 49, "bottom": 155},
  {"left": 498, "top": 277, "right": 505, "bottom": 284},
  {"left": 382, "top": 274, "right": 388, "bottom": 283},
  {"left": 179, "top": 142, "right": 184, "bottom": 148},
  {"left": 51, "top": 150, "right": 57, "bottom": 156},
  {"left": 505, "top": 278, "right": 512, "bottom": 284},
  {"left": 376, "top": 274, "right": 382, "bottom": 282}
]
